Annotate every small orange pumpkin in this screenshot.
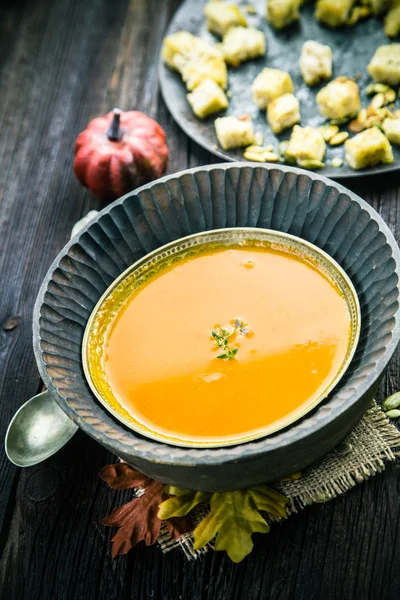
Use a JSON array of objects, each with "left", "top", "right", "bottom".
[{"left": 74, "top": 108, "right": 169, "bottom": 201}]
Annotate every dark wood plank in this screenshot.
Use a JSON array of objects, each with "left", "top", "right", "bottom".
[
  {"left": 0, "top": 0, "right": 187, "bottom": 597},
  {"left": 0, "top": 0, "right": 399, "bottom": 599}
]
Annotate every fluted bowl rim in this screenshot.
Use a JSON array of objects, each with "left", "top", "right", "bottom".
[{"left": 33, "top": 163, "right": 400, "bottom": 468}]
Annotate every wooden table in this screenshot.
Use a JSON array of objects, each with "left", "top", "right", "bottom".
[{"left": 0, "top": 1, "right": 399, "bottom": 598}]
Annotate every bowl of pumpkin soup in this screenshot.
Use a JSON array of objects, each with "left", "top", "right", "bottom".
[
  {"left": 33, "top": 163, "right": 400, "bottom": 490},
  {"left": 83, "top": 228, "right": 360, "bottom": 448}
]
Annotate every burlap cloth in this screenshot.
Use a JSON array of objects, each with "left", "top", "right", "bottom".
[{"left": 157, "top": 402, "right": 400, "bottom": 560}]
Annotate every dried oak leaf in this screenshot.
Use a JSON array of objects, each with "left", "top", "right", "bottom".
[
  {"left": 99, "top": 462, "right": 152, "bottom": 489},
  {"left": 100, "top": 465, "right": 194, "bottom": 555},
  {"left": 102, "top": 480, "right": 165, "bottom": 557}
]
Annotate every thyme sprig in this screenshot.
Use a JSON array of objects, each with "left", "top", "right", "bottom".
[{"left": 211, "top": 319, "right": 249, "bottom": 360}]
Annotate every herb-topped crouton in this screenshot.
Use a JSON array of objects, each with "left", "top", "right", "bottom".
[
  {"left": 267, "top": 93, "right": 300, "bottom": 134},
  {"left": 251, "top": 68, "right": 294, "bottom": 109},
  {"left": 315, "top": 0, "right": 354, "bottom": 28},
  {"left": 162, "top": 31, "right": 198, "bottom": 70},
  {"left": 181, "top": 51, "right": 228, "bottom": 92},
  {"left": 267, "top": 0, "right": 302, "bottom": 30},
  {"left": 162, "top": 31, "right": 228, "bottom": 91},
  {"left": 299, "top": 41, "right": 332, "bottom": 87},
  {"left": 368, "top": 45, "right": 400, "bottom": 86},
  {"left": 316, "top": 77, "right": 360, "bottom": 120},
  {"left": 219, "top": 26, "right": 266, "bottom": 68},
  {"left": 286, "top": 125, "right": 326, "bottom": 167},
  {"left": 344, "top": 127, "right": 394, "bottom": 170},
  {"left": 215, "top": 115, "right": 255, "bottom": 149},
  {"left": 204, "top": 1, "right": 247, "bottom": 37},
  {"left": 382, "top": 118, "right": 400, "bottom": 144},
  {"left": 187, "top": 78, "right": 229, "bottom": 118}
]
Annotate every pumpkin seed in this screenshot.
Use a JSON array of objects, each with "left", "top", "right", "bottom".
[
  {"left": 245, "top": 145, "right": 264, "bottom": 153},
  {"left": 358, "top": 108, "right": 368, "bottom": 122},
  {"left": 349, "top": 119, "right": 365, "bottom": 133},
  {"left": 367, "top": 105, "right": 378, "bottom": 117},
  {"left": 243, "top": 150, "right": 266, "bottom": 162},
  {"left": 365, "top": 116, "right": 383, "bottom": 128},
  {"left": 279, "top": 140, "right": 294, "bottom": 162},
  {"left": 263, "top": 151, "right": 279, "bottom": 162},
  {"left": 349, "top": 109, "right": 367, "bottom": 133},
  {"left": 366, "top": 83, "right": 390, "bottom": 96},
  {"left": 297, "top": 159, "right": 325, "bottom": 169},
  {"left": 244, "top": 145, "right": 277, "bottom": 161},
  {"left": 254, "top": 132, "right": 264, "bottom": 146},
  {"left": 319, "top": 124, "right": 339, "bottom": 141},
  {"left": 244, "top": 4, "right": 257, "bottom": 14},
  {"left": 331, "top": 157, "right": 344, "bottom": 167},
  {"left": 375, "top": 107, "right": 390, "bottom": 120},
  {"left": 371, "top": 93, "right": 385, "bottom": 109},
  {"left": 329, "top": 117, "right": 349, "bottom": 126},
  {"left": 385, "top": 409, "right": 400, "bottom": 419},
  {"left": 382, "top": 391, "right": 400, "bottom": 412},
  {"left": 329, "top": 132, "right": 349, "bottom": 146},
  {"left": 335, "top": 441, "right": 352, "bottom": 455},
  {"left": 385, "top": 89, "right": 396, "bottom": 104},
  {"left": 346, "top": 6, "right": 370, "bottom": 26}
]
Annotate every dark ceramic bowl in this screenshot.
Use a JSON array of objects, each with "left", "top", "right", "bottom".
[{"left": 33, "top": 163, "right": 400, "bottom": 491}]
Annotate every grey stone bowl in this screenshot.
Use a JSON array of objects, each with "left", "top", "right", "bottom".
[{"left": 33, "top": 163, "right": 400, "bottom": 491}]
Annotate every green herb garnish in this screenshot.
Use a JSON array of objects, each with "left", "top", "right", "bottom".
[{"left": 211, "top": 319, "right": 249, "bottom": 360}]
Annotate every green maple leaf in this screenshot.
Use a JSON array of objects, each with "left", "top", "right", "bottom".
[{"left": 158, "top": 485, "right": 288, "bottom": 563}]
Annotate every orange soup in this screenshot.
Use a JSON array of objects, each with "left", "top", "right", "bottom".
[{"left": 95, "top": 246, "right": 351, "bottom": 444}]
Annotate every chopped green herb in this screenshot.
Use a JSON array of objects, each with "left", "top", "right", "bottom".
[{"left": 211, "top": 319, "right": 250, "bottom": 360}]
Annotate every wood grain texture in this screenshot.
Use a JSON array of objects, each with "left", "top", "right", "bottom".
[{"left": 0, "top": 0, "right": 399, "bottom": 598}]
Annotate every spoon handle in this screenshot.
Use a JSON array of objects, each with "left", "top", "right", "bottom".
[{"left": 5, "top": 213, "right": 101, "bottom": 468}]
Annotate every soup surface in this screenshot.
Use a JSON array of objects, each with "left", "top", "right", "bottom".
[{"left": 93, "top": 245, "right": 351, "bottom": 444}]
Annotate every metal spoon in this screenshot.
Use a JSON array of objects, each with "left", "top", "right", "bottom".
[
  {"left": 5, "top": 391, "right": 79, "bottom": 467},
  {"left": 5, "top": 210, "right": 99, "bottom": 467}
]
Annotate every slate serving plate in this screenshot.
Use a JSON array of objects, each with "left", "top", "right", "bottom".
[
  {"left": 34, "top": 163, "right": 400, "bottom": 491},
  {"left": 159, "top": 0, "right": 400, "bottom": 180}
]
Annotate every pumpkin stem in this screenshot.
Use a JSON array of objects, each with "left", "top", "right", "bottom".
[{"left": 107, "top": 108, "right": 122, "bottom": 141}]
